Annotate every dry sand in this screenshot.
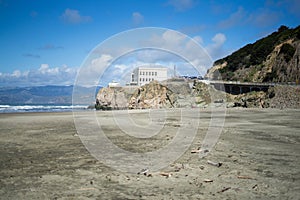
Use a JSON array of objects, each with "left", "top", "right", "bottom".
[{"left": 0, "top": 108, "right": 299, "bottom": 199}]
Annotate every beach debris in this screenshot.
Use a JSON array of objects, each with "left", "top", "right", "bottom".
[
  {"left": 191, "top": 149, "right": 200, "bottom": 153},
  {"left": 203, "top": 179, "right": 213, "bottom": 183},
  {"left": 159, "top": 172, "right": 172, "bottom": 178},
  {"left": 207, "top": 160, "right": 222, "bottom": 167},
  {"left": 202, "top": 149, "right": 209, "bottom": 153},
  {"left": 173, "top": 163, "right": 184, "bottom": 172},
  {"left": 137, "top": 168, "right": 152, "bottom": 177},
  {"left": 237, "top": 175, "right": 254, "bottom": 180},
  {"left": 191, "top": 148, "right": 209, "bottom": 154},
  {"left": 252, "top": 184, "right": 258, "bottom": 190},
  {"left": 217, "top": 187, "right": 231, "bottom": 193},
  {"left": 105, "top": 175, "right": 111, "bottom": 181},
  {"left": 137, "top": 168, "right": 149, "bottom": 175}
]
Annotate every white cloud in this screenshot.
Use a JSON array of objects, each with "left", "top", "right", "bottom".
[
  {"left": 0, "top": 64, "right": 78, "bottom": 86},
  {"left": 61, "top": 8, "right": 92, "bottom": 24},
  {"left": 39, "top": 64, "right": 49, "bottom": 74},
  {"left": 206, "top": 33, "right": 227, "bottom": 60},
  {"left": 162, "top": 30, "right": 186, "bottom": 48},
  {"left": 113, "top": 64, "right": 128, "bottom": 74},
  {"left": 76, "top": 29, "right": 228, "bottom": 86},
  {"left": 91, "top": 54, "right": 113, "bottom": 72},
  {"left": 12, "top": 70, "right": 21, "bottom": 78},
  {"left": 218, "top": 6, "right": 246, "bottom": 29},
  {"left": 138, "top": 30, "right": 226, "bottom": 69},
  {"left": 167, "top": 0, "right": 197, "bottom": 11},
  {"left": 138, "top": 29, "right": 213, "bottom": 72},
  {"left": 75, "top": 54, "right": 113, "bottom": 86},
  {"left": 132, "top": 12, "right": 144, "bottom": 25},
  {"left": 212, "top": 33, "right": 226, "bottom": 45},
  {"left": 191, "top": 35, "right": 203, "bottom": 44},
  {"left": 141, "top": 30, "right": 186, "bottom": 52},
  {"left": 39, "top": 64, "right": 59, "bottom": 75}
]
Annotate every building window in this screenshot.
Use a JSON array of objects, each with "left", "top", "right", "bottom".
[
  {"left": 140, "top": 78, "right": 141, "bottom": 82},
  {"left": 143, "top": 72, "right": 145, "bottom": 75},
  {"left": 143, "top": 78, "right": 144, "bottom": 81},
  {"left": 152, "top": 72, "right": 154, "bottom": 76},
  {"left": 155, "top": 72, "right": 157, "bottom": 76},
  {"left": 140, "top": 71, "right": 142, "bottom": 75}
]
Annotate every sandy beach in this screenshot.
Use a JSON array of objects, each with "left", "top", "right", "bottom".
[{"left": 0, "top": 108, "right": 299, "bottom": 199}]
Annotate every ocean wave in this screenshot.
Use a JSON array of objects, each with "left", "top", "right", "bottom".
[{"left": 0, "top": 104, "right": 89, "bottom": 113}]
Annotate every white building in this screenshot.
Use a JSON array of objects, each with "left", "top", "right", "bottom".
[
  {"left": 108, "top": 81, "right": 120, "bottom": 87},
  {"left": 130, "top": 67, "right": 168, "bottom": 86}
]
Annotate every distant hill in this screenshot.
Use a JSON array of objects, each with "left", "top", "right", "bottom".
[
  {"left": 206, "top": 25, "right": 300, "bottom": 83},
  {"left": 0, "top": 85, "right": 99, "bottom": 105},
  {"left": 0, "top": 85, "right": 73, "bottom": 104}
]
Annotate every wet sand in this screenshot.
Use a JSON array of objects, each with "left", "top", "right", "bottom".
[{"left": 0, "top": 108, "right": 299, "bottom": 199}]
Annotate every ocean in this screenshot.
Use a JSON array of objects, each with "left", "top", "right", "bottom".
[{"left": 0, "top": 104, "right": 90, "bottom": 113}]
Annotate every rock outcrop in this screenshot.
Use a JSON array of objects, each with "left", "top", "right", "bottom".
[
  {"left": 95, "top": 79, "right": 300, "bottom": 110},
  {"left": 225, "top": 85, "right": 300, "bottom": 109},
  {"left": 227, "top": 91, "right": 268, "bottom": 108},
  {"left": 268, "top": 85, "right": 300, "bottom": 109},
  {"left": 96, "top": 86, "right": 136, "bottom": 110},
  {"left": 96, "top": 81, "right": 179, "bottom": 110},
  {"left": 128, "top": 81, "right": 176, "bottom": 109}
]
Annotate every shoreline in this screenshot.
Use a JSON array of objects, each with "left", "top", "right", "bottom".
[{"left": 0, "top": 106, "right": 298, "bottom": 115}]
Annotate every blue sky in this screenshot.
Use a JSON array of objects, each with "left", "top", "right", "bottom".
[{"left": 0, "top": 0, "right": 299, "bottom": 86}]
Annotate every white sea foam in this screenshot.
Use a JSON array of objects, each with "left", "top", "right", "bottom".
[{"left": 0, "top": 104, "right": 89, "bottom": 113}]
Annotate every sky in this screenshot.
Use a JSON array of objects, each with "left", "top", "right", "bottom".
[{"left": 0, "top": 0, "right": 299, "bottom": 87}]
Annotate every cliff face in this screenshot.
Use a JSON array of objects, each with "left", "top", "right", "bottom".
[
  {"left": 95, "top": 79, "right": 223, "bottom": 110},
  {"left": 206, "top": 25, "right": 300, "bottom": 83},
  {"left": 96, "top": 81, "right": 180, "bottom": 110},
  {"left": 95, "top": 79, "right": 300, "bottom": 110},
  {"left": 96, "top": 87, "right": 136, "bottom": 110},
  {"left": 128, "top": 81, "right": 176, "bottom": 109}
]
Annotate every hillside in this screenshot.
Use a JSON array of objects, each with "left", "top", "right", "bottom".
[
  {"left": 0, "top": 85, "right": 97, "bottom": 105},
  {"left": 206, "top": 25, "right": 300, "bottom": 83}
]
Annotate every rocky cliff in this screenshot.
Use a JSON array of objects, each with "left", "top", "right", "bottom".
[
  {"left": 95, "top": 79, "right": 300, "bottom": 110},
  {"left": 206, "top": 25, "right": 300, "bottom": 83},
  {"left": 95, "top": 86, "right": 136, "bottom": 110},
  {"left": 128, "top": 81, "right": 176, "bottom": 109},
  {"left": 96, "top": 81, "right": 180, "bottom": 110},
  {"left": 95, "top": 79, "right": 224, "bottom": 110}
]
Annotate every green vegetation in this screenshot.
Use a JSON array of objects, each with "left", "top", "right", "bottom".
[{"left": 215, "top": 25, "right": 300, "bottom": 81}]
